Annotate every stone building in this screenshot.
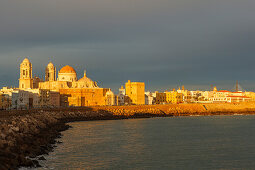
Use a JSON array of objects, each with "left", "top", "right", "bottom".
[
  {"left": 155, "top": 91, "right": 166, "bottom": 104},
  {"left": 125, "top": 80, "right": 145, "bottom": 105},
  {"left": 118, "top": 86, "right": 129, "bottom": 105},
  {"left": 0, "top": 93, "right": 11, "bottom": 110},
  {"left": 145, "top": 91, "right": 154, "bottom": 105},
  {"left": 17, "top": 58, "right": 112, "bottom": 107},
  {"left": 11, "top": 87, "right": 60, "bottom": 109},
  {"left": 105, "top": 90, "right": 118, "bottom": 106},
  {"left": 165, "top": 90, "right": 183, "bottom": 104}
]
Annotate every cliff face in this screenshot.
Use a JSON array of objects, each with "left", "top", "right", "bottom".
[{"left": 1, "top": 102, "right": 255, "bottom": 169}]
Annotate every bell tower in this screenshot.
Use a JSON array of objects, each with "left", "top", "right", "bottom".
[
  {"left": 45, "top": 62, "right": 56, "bottom": 81},
  {"left": 19, "top": 58, "right": 33, "bottom": 89}
]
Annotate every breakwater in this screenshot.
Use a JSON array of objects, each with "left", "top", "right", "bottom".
[{"left": 1, "top": 102, "right": 255, "bottom": 169}]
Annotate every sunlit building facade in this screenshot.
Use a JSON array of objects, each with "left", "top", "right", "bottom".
[
  {"left": 125, "top": 80, "right": 145, "bottom": 105},
  {"left": 14, "top": 58, "right": 113, "bottom": 108}
]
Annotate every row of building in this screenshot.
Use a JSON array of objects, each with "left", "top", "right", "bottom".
[
  {"left": 0, "top": 58, "right": 254, "bottom": 110},
  {"left": 145, "top": 86, "right": 255, "bottom": 105},
  {"left": 0, "top": 58, "right": 146, "bottom": 110}
]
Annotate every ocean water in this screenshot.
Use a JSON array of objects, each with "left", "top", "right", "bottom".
[{"left": 39, "top": 115, "right": 255, "bottom": 170}]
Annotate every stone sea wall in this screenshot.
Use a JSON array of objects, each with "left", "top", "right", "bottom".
[
  {"left": 93, "top": 102, "right": 255, "bottom": 116},
  {"left": 1, "top": 102, "right": 255, "bottom": 169}
]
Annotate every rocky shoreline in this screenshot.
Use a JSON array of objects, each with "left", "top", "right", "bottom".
[
  {"left": 1, "top": 103, "right": 255, "bottom": 169},
  {"left": 0, "top": 109, "right": 169, "bottom": 169}
]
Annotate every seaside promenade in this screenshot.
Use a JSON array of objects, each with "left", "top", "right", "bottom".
[{"left": 1, "top": 102, "right": 255, "bottom": 169}]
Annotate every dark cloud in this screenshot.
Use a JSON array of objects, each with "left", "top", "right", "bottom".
[{"left": 1, "top": 0, "right": 255, "bottom": 92}]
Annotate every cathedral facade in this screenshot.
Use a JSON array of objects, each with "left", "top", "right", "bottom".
[{"left": 18, "top": 58, "right": 115, "bottom": 107}]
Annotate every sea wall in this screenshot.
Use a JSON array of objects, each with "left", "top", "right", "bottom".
[
  {"left": 1, "top": 102, "right": 255, "bottom": 169},
  {"left": 92, "top": 102, "right": 255, "bottom": 116}
]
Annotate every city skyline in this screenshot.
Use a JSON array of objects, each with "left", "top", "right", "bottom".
[
  {"left": 0, "top": 57, "right": 252, "bottom": 93},
  {"left": 0, "top": 56, "right": 253, "bottom": 93},
  {"left": 1, "top": 0, "right": 255, "bottom": 92}
]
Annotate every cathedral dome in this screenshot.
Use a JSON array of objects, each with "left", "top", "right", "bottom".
[
  {"left": 59, "top": 65, "right": 76, "bottom": 74},
  {"left": 58, "top": 65, "right": 77, "bottom": 82},
  {"left": 75, "top": 75, "right": 98, "bottom": 88}
]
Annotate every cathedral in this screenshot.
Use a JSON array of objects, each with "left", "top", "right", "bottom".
[{"left": 18, "top": 58, "right": 115, "bottom": 107}]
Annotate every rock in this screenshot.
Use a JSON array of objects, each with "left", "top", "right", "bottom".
[
  {"left": 38, "top": 156, "right": 46, "bottom": 160},
  {"left": 11, "top": 126, "right": 20, "bottom": 132}
]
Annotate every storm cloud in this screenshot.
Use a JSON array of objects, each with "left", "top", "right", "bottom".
[{"left": 1, "top": 0, "right": 255, "bottom": 92}]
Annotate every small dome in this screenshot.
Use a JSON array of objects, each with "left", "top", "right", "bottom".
[
  {"left": 59, "top": 65, "right": 76, "bottom": 74},
  {"left": 77, "top": 75, "right": 98, "bottom": 88},
  {"left": 78, "top": 76, "right": 93, "bottom": 82}
]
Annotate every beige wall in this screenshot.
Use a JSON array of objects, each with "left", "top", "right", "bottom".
[
  {"left": 125, "top": 80, "right": 145, "bottom": 105},
  {"left": 59, "top": 88, "right": 109, "bottom": 107}
]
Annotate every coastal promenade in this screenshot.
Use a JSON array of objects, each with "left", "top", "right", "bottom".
[{"left": 1, "top": 102, "right": 255, "bottom": 169}]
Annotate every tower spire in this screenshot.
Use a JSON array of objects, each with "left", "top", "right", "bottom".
[
  {"left": 236, "top": 80, "right": 239, "bottom": 92},
  {"left": 84, "top": 70, "right": 87, "bottom": 77}
]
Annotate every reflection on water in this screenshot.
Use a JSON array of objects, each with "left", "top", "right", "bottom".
[{"left": 39, "top": 116, "right": 255, "bottom": 169}]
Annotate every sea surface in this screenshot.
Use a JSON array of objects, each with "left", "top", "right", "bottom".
[{"left": 38, "top": 115, "right": 255, "bottom": 170}]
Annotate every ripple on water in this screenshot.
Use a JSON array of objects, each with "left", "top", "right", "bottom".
[{"left": 37, "top": 116, "right": 255, "bottom": 170}]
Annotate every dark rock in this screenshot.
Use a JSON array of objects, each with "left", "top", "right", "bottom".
[
  {"left": 32, "top": 159, "right": 41, "bottom": 167},
  {"left": 38, "top": 156, "right": 46, "bottom": 160}
]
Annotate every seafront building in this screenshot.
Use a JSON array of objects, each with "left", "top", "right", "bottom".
[
  {"left": 145, "top": 91, "right": 154, "bottom": 105},
  {"left": 117, "top": 81, "right": 146, "bottom": 105},
  {"left": 165, "top": 90, "right": 183, "bottom": 104},
  {"left": 244, "top": 92, "right": 255, "bottom": 101},
  {"left": 147, "top": 85, "right": 252, "bottom": 105},
  {"left": 0, "top": 87, "right": 18, "bottom": 110},
  {"left": 118, "top": 86, "right": 126, "bottom": 105},
  {"left": 155, "top": 91, "right": 166, "bottom": 104},
  {"left": 125, "top": 80, "right": 145, "bottom": 105},
  {"left": 0, "top": 93, "right": 11, "bottom": 110},
  {"left": 4, "top": 58, "right": 118, "bottom": 109}
]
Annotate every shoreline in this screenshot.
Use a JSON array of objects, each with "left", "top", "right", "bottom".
[{"left": 1, "top": 103, "right": 255, "bottom": 169}]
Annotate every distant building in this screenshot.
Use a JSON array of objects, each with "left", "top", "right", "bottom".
[
  {"left": 155, "top": 91, "right": 166, "bottom": 104},
  {"left": 118, "top": 86, "right": 126, "bottom": 105},
  {"left": 0, "top": 93, "right": 11, "bottom": 110},
  {"left": 227, "top": 96, "right": 251, "bottom": 103},
  {"left": 145, "top": 91, "right": 154, "bottom": 105},
  {"left": 11, "top": 89, "right": 60, "bottom": 109},
  {"left": 105, "top": 89, "right": 118, "bottom": 106},
  {"left": 165, "top": 90, "right": 183, "bottom": 104},
  {"left": 207, "top": 89, "right": 251, "bottom": 103},
  {"left": 209, "top": 90, "right": 230, "bottom": 103},
  {"left": 0, "top": 87, "right": 19, "bottom": 110},
  {"left": 125, "top": 80, "right": 145, "bottom": 105},
  {"left": 244, "top": 92, "right": 255, "bottom": 101},
  {"left": 177, "top": 86, "right": 191, "bottom": 103}
]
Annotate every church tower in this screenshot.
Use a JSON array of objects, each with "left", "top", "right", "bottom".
[
  {"left": 45, "top": 62, "right": 56, "bottom": 81},
  {"left": 19, "top": 58, "right": 33, "bottom": 89}
]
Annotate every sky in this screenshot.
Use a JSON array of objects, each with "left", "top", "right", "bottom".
[{"left": 1, "top": 0, "right": 255, "bottom": 93}]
